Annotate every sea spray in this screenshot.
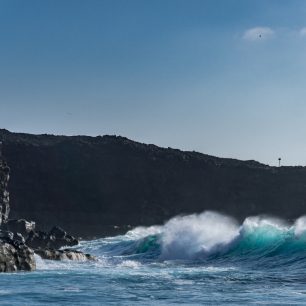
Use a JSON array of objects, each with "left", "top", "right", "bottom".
[
  {"left": 160, "top": 211, "right": 239, "bottom": 260},
  {"left": 294, "top": 216, "right": 306, "bottom": 237}
]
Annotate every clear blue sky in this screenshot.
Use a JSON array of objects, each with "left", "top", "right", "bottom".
[{"left": 1, "top": 0, "right": 306, "bottom": 166}]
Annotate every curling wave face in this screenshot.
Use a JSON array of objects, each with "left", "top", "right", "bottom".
[{"left": 77, "top": 212, "right": 306, "bottom": 269}]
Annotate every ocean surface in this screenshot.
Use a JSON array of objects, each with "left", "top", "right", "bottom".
[{"left": 2, "top": 211, "right": 306, "bottom": 305}]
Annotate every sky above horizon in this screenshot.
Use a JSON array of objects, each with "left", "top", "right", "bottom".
[{"left": 1, "top": 0, "right": 306, "bottom": 166}]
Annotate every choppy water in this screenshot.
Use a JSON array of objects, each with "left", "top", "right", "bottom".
[{"left": 2, "top": 211, "right": 306, "bottom": 305}]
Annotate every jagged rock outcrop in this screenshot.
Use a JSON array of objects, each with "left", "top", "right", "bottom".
[
  {"left": 1, "top": 129, "right": 306, "bottom": 238},
  {"left": 5, "top": 219, "right": 35, "bottom": 237},
  {"left": 0, "top": 159, "right": 10, "bottom": 226},
  {"left": 26, "top": 226, "right": 78, "bottom": 250}
]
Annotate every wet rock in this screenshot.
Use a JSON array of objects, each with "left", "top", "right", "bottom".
[
  {"left": 0, "top": 239, "right": 36, "bottom": 272},
  {"left": 0, "top": 230, "right": 14, "bottom": 240},
  {"left": 13, "top": 232, "right": 25, "bottom": 244},
  {"left": 35, "top": 248, "right": 95, "bottom": 261},
  {"left": 49, "top": 226, "right": 66, "bottom": 239},
  {"left": 50, "top": 233, "right": 78, "bottom": 249},
  {"left": 26, "top": 231, "right": 49, "bottom": 249}
]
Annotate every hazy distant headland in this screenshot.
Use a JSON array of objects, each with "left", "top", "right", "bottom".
[{"left": 0, "top": 129, "right": 305, "bottom": 238}]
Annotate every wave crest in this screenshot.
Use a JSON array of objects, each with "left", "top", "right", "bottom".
[{"left": 124, "top": 212, "right": 306, "bottom": 261}]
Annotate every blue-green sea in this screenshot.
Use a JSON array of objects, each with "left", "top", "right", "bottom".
[{"left": 2, "top": 211, "right": 306, "bottom": 305}]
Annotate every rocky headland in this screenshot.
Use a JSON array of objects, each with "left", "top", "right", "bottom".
[{"left": 1, "top": 129, "right": 306, "bottom": 239}]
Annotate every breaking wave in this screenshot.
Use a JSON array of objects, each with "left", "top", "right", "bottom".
[{"left": 79, "top": 212, "right": 306, "bottom": 268}]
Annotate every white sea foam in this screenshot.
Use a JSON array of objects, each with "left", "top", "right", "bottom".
[
  {"left": 34, "top": 255, "right": 76, "bottom": 270},
  {"left": 160, "top": 211, "right": 239, "bottom": 260},
  {"left": 293, "top": 216, "right": 306, "bottom": 237},
  {"left": 34, "top": 254, "right": 48, "bottom": 270},
  {"left": 117, "top": 260, "right": 141, "bottom": 269},
  {"left": 35, "top": 253, "right": 108, "bottom": 271}
]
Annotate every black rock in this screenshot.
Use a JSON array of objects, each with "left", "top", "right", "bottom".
[
  {"left": 26, "top": 230, "right": 49, "bottom": 249},
  {"left": 4, "top": 219, "right": 35, "bottom": 237},
  {"left": 13, "top": 232, "right": 25, "bottom": 244},
  {"left": 26, "top": 229, "right": 78, "bottom": 250},
  {"left": 0, "top": 230, "right": 14, "bottom": 240},
  {"left": 49, "top": 226, "right": 66, "bottom": 239},
  {"left": 0, "top": 238, "right": 36, "bottom": 272}
]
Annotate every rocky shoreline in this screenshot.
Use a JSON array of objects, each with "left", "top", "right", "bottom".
[{"left": 0, "top": 159, "right": 94, "bottom": 272}]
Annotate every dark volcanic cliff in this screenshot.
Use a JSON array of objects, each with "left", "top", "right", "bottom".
[{"left": 0, "top": 129, "right": 306, "bottom": 238}]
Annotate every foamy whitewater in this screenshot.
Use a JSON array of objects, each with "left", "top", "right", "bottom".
[{"left": 3, "top": 211, "right": 306, "bottom": 305}]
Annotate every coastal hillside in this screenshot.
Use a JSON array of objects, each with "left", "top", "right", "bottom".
[{"left": 0, "top": 129, "right": 306, "bottom": 238}]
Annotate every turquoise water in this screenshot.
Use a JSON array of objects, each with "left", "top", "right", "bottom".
[{"left": 2, "top": 212, "right": 306, "bottom": 305}]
